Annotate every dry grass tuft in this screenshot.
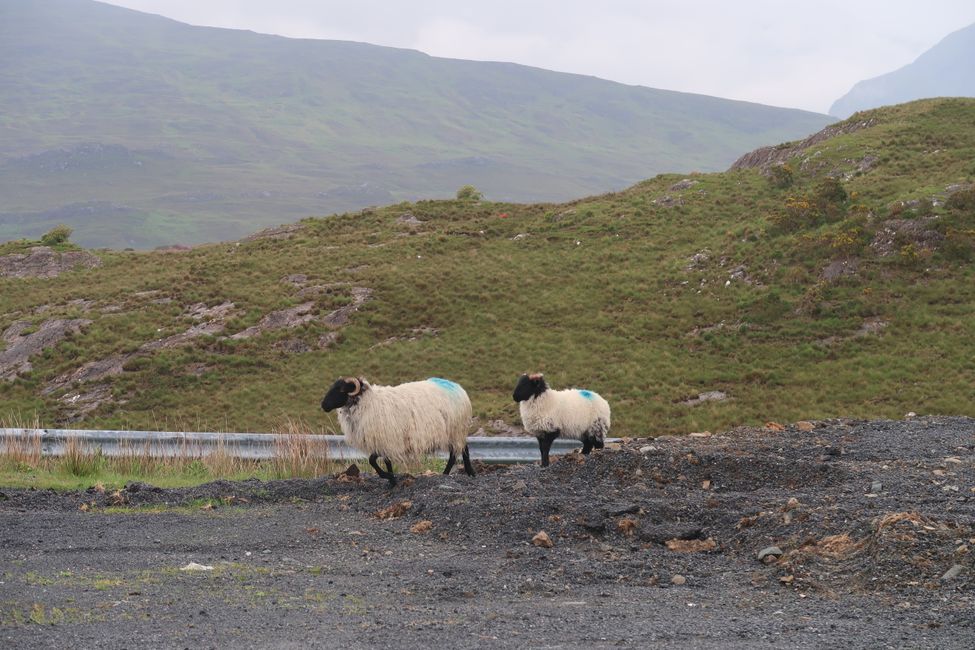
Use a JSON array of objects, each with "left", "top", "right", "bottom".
[
  {"left": 874, "top": 511, "right": 943, "bottom": 532},
  {"left": 375, "top": 500, "right": 413, "bottom": 520},
  {"left": 616, "top": 517, "right": 638, "bottom": 536},
  {"left": 0, "top": 429, "right": 42, "bottom": 467},
  {"left": 0, "top": 419, "right": 342, "bottom": 486},
  {"left": 814, "top": 533, "right": 864, "bottom": 558},
  {"left": 410, "top": 520, "right": 433, "bottom": 534},
  {"left": 665, "top": 538, "right": 718, "bottom": 553}
]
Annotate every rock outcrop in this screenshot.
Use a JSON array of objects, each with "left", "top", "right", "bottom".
[{"left": 0, "top": 247, "right": 101, "bottom": 279}]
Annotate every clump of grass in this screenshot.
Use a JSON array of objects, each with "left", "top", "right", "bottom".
[
  {"left": 0, "top": 428, "right": 41, "bottom": 468},
  {"left": 269, "top": 417, "right": 334, "bottom": 479},
  {"left": 63, "top": 437, "right": 103, "bottom": 477},
  {"left": 0, "top": 422, "right": 345, "bottom": 489}
]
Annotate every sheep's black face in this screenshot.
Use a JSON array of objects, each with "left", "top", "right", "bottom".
[
  {"left": 321, "top": 377, "right": 359, "bottom": 412},
  {"left": 513, "top": 373, "right": 547, "bottom": 402}
]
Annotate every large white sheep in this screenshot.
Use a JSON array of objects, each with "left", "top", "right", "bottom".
[
  {"left": 513, "top": 373, "right": 611, "bottom": 467},
  {"left": 321, "top": 376, "right": 475, "bottom": 486}
]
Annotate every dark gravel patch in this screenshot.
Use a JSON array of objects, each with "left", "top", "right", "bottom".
[{"left": 1, "top": 417, "right": 973, "bottom": 648}]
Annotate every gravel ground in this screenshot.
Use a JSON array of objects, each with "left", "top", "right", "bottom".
[{"left": 1, "top": 417, "right": 973, "bottom": 648}]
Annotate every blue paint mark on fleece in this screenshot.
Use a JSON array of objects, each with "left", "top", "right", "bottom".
[
  {"left": 577, "top": 389, "right": 595, "bottom": 400},
  {"left": 428, "top": 377, "right": 461, "bottom": 393}
]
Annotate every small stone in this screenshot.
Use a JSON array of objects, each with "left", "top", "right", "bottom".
[
  {"left": 578, "top": 516, "right": 606, "bottom": 533},
  {"left": 784, "top": 497, "right": 800, "bottom": 511},
  {"left": 512, "top": 480, "right": 528, "bottom": 491},
  {"left": 796, "top": 421, "right": 815, "bottom": 432},
  {"left": 682, "top": 391, "right": 727, "bottom": 407},
  {"left": 906, "top": 412, "right": 917, "bottom": 418},
  {"left": 532, "top": 531, "right": 554, "bottom": 548},
  {"left": 941, "top": 564, "right": 965, "bottom": 581},
  {"left": 639, "top": 445, "right": 655, "bottom": 454},
  {"left": 396, "top": 213, "right": 423, "bottom": 226},
  {"left": 669, "top": 178, "right": 698, "bottom": 191},
  {"left": 871, "top": 481, "right": 883, "bottom": 493},
  {"left": 180, "top": 562, "right": 214, "bottom": 572},
  {"left": 670, "top": 574, "right": 686, "bottom": 585},
  {"left": 758, "top": 546, "right": 784, "bottom": 562}
]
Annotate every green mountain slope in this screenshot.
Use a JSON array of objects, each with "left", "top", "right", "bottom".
[
  {"left": 1, "top": 98, "right": 973, "bottom": 436},
  {"left": 830, "top": 22, "right": 975, "bottom": 118},
  {"left": 0, "top": 0, "right": 832, "bottom": 248}
]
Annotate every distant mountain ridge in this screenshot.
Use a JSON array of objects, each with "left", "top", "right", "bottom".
[
  {"left": 830, "top": 22, "right": 975, "bottom": 118},
  {"left": 0, "top": 0, "right": 832, "bottom": 248}
]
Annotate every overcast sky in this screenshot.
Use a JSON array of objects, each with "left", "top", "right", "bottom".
[{"left": 104, "top": 0, "right": 975, "bottom": 114}]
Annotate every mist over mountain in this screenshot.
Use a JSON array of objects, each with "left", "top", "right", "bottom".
[
  {"left": 0, "top": 0, "right": 832, "bottom": 248},
  {"left": 830, "top": 22, "right": 975, "bottom": 118}
]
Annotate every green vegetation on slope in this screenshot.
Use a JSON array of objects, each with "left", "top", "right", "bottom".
[
  {"left": 0, "top": 0, "right": 831, "bottom": 248},
  {"left": 1, "top": 99, "right": 974, "bottom": 436}
]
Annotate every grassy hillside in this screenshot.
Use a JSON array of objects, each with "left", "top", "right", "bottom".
[
  {"left": 1, "top": 99, "right": 974, "bottom": 436},
  {"left": 0, "top": 0, "right": 832, "bottom": 248}
]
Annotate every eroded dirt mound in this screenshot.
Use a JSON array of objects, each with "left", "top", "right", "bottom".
[
  {"left": 0, "top": 246, "right": 101, "bottom": 279},
  {"left": 4, "top": 417, "right": 971, "bottom": 597},
  {"left": 0, "top": 417, "right": 972, "bottom": 648}
]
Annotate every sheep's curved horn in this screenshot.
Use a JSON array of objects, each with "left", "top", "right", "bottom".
[{"left": 347, "top": 377, "right": 362, "bottom": 396}]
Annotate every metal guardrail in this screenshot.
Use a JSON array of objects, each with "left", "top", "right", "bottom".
[{"left": 0, "top": 428, "right": 618, "bottom": 464}]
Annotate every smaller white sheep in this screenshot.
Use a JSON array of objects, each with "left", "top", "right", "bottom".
[
  {"left": 513, "top": 373, "right": 611, "bottom": 467},
  {"left": 321, "top": 376, "right": 475, "bottom": 486}
]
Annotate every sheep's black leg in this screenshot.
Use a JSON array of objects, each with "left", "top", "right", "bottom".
[
  {"left": 581, "top": 436, "right": 594, "bottom": 455},
  {"left": 461, "top": 445, "right": 475, "bottom": 477},
  {"left": 444, "top": 447, "right": 457, "bottom": 475},
  {"left": 368, "top": 453, "right": 386, "bottom": 478},
  {"left": 538, "top": 431, "right": 559, "bottom": 467},
  {"left": 369, "top": 453, "right": 397, "bottom": 487},
  {"left": 384, "top": 458, "right": 397, "bottom": 487}
]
